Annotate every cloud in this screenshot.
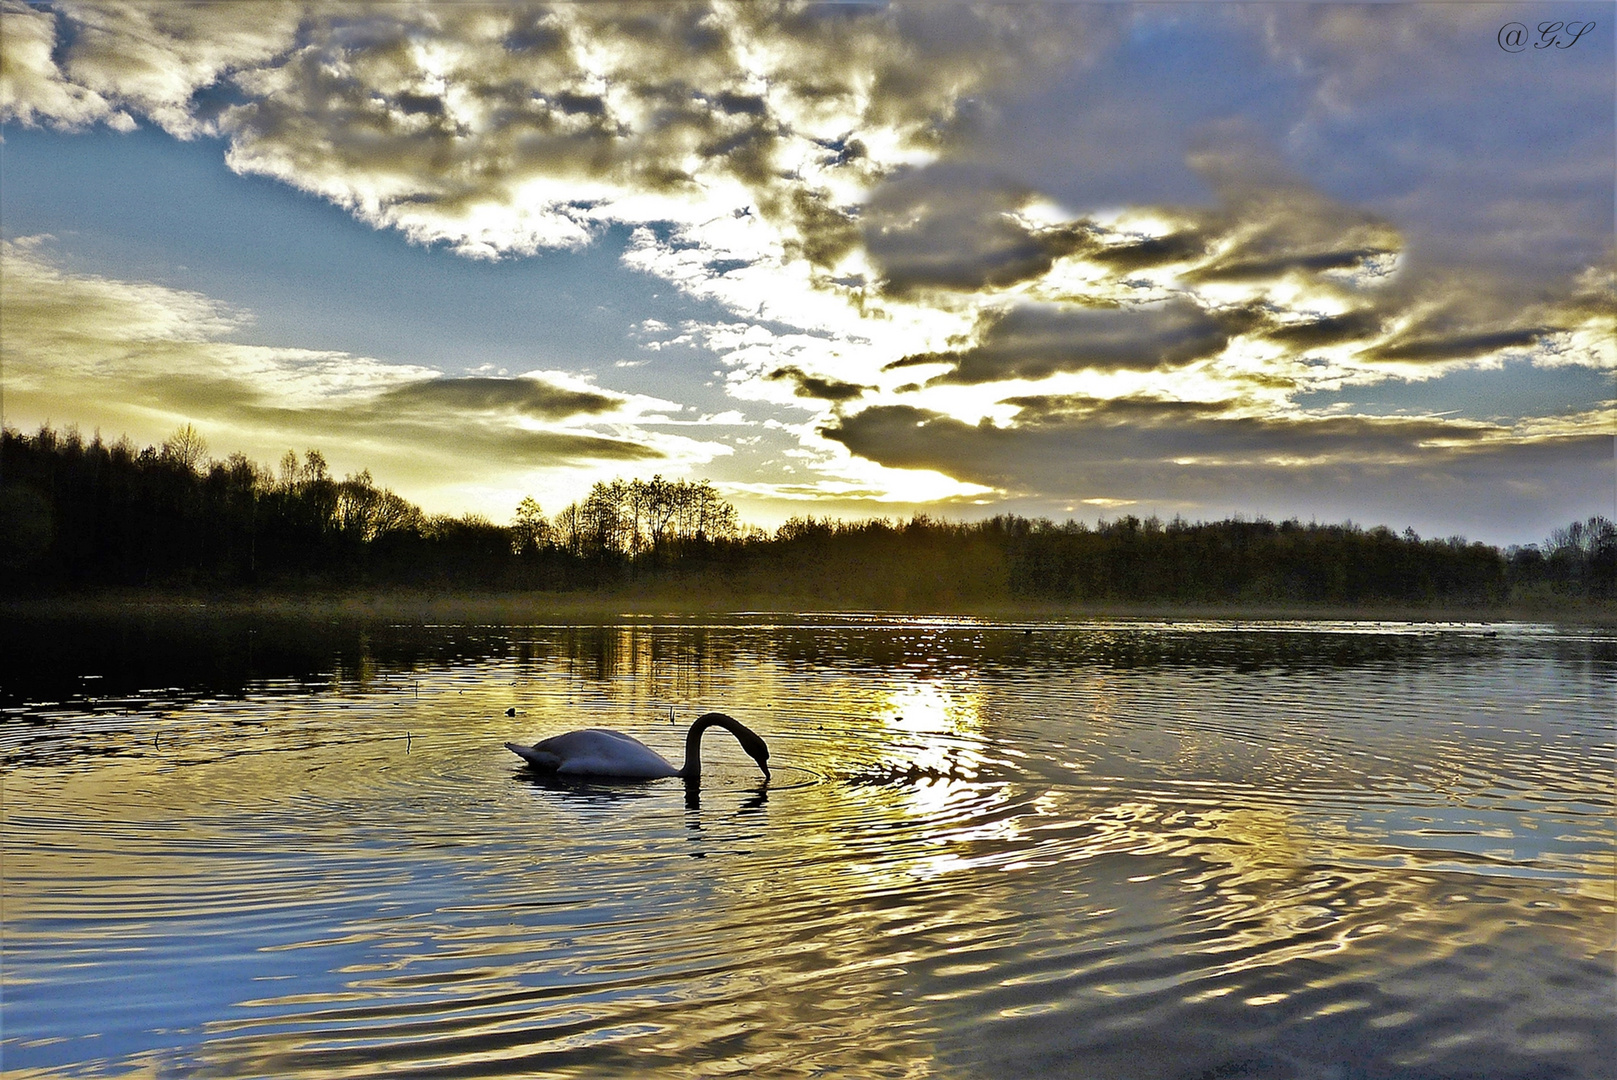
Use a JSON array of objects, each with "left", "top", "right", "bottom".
[
  {"left": 5, "top": 3, "right": 1609, "bottom": 536},
  {"left": 861, "top": 165, "right": 1090, "bottom": 297},
  {"left": 377, "top": 376, "right": 621, "bottom": 419},
  {"left": 1541, "top": 263, "right": 1617, "bottom": 370},
  {"left": 1365, "top": 328, "right": 1545, "bottom": 365},
  {"left": 3, "top": 2, "right": 1083, "bottom": 353},
  {"left": 0, "top": 0, "right": 126, "bottom": 129},
  {"left": 0, "top": 239, "right": 716, "bottom": 513},
  {"left": 1341, "top": 262, "right": 1616, "bottom": 372},
  {"left": 229, "top": 4, "right": 1053, "bottom": 258},
  {"left": 1179, "top": 134, "right": 1404, "bottom": 286},
  {"left": 1253, "top": 309, "right": 1384, "bottom": 351},
  {"left": 819, "top": 395, "right": 1612, "bottom": 534},
  {"left": 855, "top": 137, "right": 1402, "bottom": 303},
  {"left": 57, "top": 1, "right": 304, "bottom": 135},
  {"left": 4, "top": 3, "right": 1060, "bottom": 252},
  {"left": 9, "top": 6, "right": 1598, "bottom": 372},
  {"left": 1246, "top": 4, "right": 1614, "bottom": 281},
  {"left": 893, "top": 299, "right": 1237, "bottom": 384},
  {"left": 239, "top": 399, "right": 660, "bottom": 467},
  {"left": 1084, "top": 228, "right": 1210, "bottom": 274},
  {"left": 765, "top": 365, "right": 870, "bottom": 404}
]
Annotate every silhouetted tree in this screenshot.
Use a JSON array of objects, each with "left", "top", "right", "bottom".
[
  {"left": 3, "top": 425, "right": 1611, "bottom": 607},
  {"left": 511, "top": 497, "right": 550, "bottom": 555}
]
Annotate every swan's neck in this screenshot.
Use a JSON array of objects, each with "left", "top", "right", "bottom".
[
  {"left": 678, "top": 713, "right": 751, "bottom": 781},
  {"left": 678, "top": 714, "right": 719, "bottom": 779}
]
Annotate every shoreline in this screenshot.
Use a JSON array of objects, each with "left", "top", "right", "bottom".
[{"left": 6, "top": 588, "right": 1614, "bottom": 627}]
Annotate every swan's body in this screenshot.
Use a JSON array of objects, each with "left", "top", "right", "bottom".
[
  {"left": 505, "top": 712, "right": 769, "bottom": 783},
  {"left": 506, "top": 728, "right": 681, "bottom": 778}
]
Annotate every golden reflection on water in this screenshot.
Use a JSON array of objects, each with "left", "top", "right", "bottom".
[{"left": 1, "top": 619, "right": 1612, "bottom": 1079}]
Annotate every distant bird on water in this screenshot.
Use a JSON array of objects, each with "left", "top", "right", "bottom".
[{"left": 505, "top": 712, "right": 770, "bottom": 783}]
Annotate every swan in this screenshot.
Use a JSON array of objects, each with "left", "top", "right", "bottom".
[{"left": 505, "top": 712, "right": 769, "bottom": 783}]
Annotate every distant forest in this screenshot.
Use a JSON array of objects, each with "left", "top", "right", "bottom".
[{"left": 3, "top": 425, "right": 1613, "bottom": 608}]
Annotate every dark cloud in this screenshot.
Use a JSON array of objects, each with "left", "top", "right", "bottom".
[
  {"left": 434, "top": 423, "right": 660, "bottom": 465},
  {"left": 131, "top": 371, "right": 269, "bottom": 414},
  {"left": 995, "top": 394, "right": 1239, "bottom": 427},
  {"left": 766, "top": 366, "right": 870, "bottom": 403},
  {"left": 863, "top": 165, "right": 1091, "bottom": 297},
  {"left": 378, "top": 377, "right": 620, "bottom": 419},
  {"left": 121, "top": 377, "right": 659, "bottom": 466},
  {"left": 823, "top": 398, "right": 1481, "bottom": 494},
  {"left": 1258, "top": 309, "right": 1384, "bottom": 350},
  {"left": 1087, "top": 230, "right": 1209, "bottom": 272},
  {"left": 1180, "top": 135, "right": 1402, "bottom": 286},
  {"left": 111, "top": 369, "right": 659, "bottom": 470},
  {"left": 1340, "top": 269, "right": 1583, "bottom": 367},
  {"left": 892, "top": 299, "right": 1235, "bottom": 384},
  {"left": 1365, "top": 328, "right": 1545, "bottom": 364},
  {"left": 884, "top": 354, "right": 948, "bottom": 373},
  {"left": 1194, "top": 247, "right": 1395, "bottom": 284},
  {"left": 780, "top": 188, "right": 863, "bottom": 271},
  {"left": 819, "top": 397, "right": 1609, "bottom": 532},
  {"left": 1248, "top": 5, "right": 1613, "bottom": 285},
  {"left": 820, "top": 397, "right": 1500, "bottom": 487},
  {"left": 1562, "top": 264, "right": 1617, "bottom": 319},
  {"left": 231, "top": 400, "right": 662, "bottom": 467}
]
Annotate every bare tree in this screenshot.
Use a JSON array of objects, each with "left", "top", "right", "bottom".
[
  {"left": 161, "top": 424, "right": 209, "bottom": 472},
  {"left": 301, "top": 449, "right": 329, "bottom": 484},
  {"left": 512, "top": 496, "right": 551, "bottom": 554},
  {"left": 552, "top": 476, "right": 740, "bottom": 559},
  {"left": 553, "top": 502, "right": 583, "bottom": 557},
  {"left": 578, "top": 480, "right": 629, "bottom": 557},
  {"left": 278, "top": 450, "right": 299, "bottom": 488}
]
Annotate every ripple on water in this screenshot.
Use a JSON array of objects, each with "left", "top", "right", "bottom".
[{"left": 1, "top": 619, "right": 1612, "bottom": 1079}]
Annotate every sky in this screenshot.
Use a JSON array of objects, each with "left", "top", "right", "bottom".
[{"left": 1, "top": 1, "right": 1612, "bottom": 546}]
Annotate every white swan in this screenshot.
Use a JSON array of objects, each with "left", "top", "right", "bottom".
[{"left": 505, "top": 712, "right": 769, "bottom": 783}]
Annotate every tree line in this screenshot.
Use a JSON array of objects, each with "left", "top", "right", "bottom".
[{"left": 3, "top": 425, "right": 1612, "bottom": 606}]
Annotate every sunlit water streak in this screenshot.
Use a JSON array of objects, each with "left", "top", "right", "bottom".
[{"left": 1, "top": 618, "right": 1612, "bottom": 1078}]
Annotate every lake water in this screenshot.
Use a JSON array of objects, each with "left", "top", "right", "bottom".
[{"left": 2, "top": 615, "right": 1612, "bottom": 1079}]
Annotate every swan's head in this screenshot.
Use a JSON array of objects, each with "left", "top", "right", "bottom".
[{"left": 735, "top": 727, "right": 771, "bottom": 781}]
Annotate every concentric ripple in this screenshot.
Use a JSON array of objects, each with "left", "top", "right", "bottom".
[{"left": 2, "top": 618, "right": 1612, "bottom": 1079}]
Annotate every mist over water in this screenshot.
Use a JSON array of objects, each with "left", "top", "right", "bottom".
[{"left": 2, "top": 616, "right": 1612, "bottom": 1078}]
